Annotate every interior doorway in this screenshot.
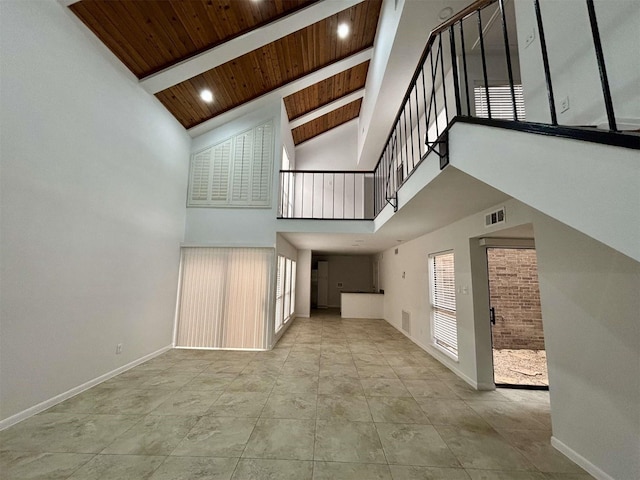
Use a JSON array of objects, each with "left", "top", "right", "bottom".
[{"left": 487, "top": 247, "right": 548, "bottom": 389}]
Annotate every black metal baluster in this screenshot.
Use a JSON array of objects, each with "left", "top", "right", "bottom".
[
  {"left": 439, "top": 33, "right": 448, "bottom": 125},
  {"left": 429, "top": 48, "right": 439, "bottom": 140},
  {"left": 460, "top": 20, "right": 471, "bottom": 115},
  {"left": 499, "top": 0, "right": 518, "bottom": 120},
  {"left": 414, "top": 79, "right": 423, "bottom": 159},
  {"left": 478, "top": 9, "right": 491, "bottom": 118},
  {"left": 408, "top": 93, "right": 415, "bottom": 171},
  {"left": 534, "top": 0, "right": 557, "bottom": 125},
  {"left": 586, "top": 0, "right": 617, "bottom": 131},
  {"left": 449, "top": 25, "right": 461, "bottom": 116}
]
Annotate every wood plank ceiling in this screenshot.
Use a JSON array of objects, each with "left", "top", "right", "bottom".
[{"left": 69, "top": 0, "right": 383, "bottom": 143}]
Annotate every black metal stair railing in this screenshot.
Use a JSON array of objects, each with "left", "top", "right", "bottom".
[{"left": 280, "top": 0, "right": 637, "bottom": 221}]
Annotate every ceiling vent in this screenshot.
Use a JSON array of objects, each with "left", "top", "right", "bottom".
[{"left": 485, "top": 206, "right": 506, "bottom": 228}]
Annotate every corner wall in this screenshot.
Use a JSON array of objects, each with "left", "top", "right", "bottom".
[
  {"left": 185, "top": 102, "right": 283, "bottom": 247},
  {"left": 377, "top": 195, "right": 640, "bottom": 479},
  {"left": 0, "top": 1, "right": 191, "bottom": 424}
]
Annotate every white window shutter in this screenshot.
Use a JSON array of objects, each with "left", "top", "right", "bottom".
[
  {"left": 189, "top": 147, "right": 213, "bottom": 205},
  {"left": 187, "top": 120, "right": 273, "bottom": 207},
  {"left": 231, "top": 130, "right": 253, "bottom": 203},
  {"left": 251, "top": 122, "right": 273, "bottom": 205},
  {"left": 211, "top": 139, "right": 232, "bottom": 203}
]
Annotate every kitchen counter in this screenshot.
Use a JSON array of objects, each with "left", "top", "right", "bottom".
[{"left": 341, "top": 292, "right": 384, "bottom": 319}]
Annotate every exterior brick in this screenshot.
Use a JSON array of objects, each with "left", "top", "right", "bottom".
[{"left": 488, "top": 248, "right": 545, "bottom": 350}]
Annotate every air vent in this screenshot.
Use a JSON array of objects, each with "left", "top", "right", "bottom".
[
  {"left": 485, "top": 206, "right": 506, "bottom": 227},
  {"left": 402, "top": 310, "right": 411, "bottom": 334}
]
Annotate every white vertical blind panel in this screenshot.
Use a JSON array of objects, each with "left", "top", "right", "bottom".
[
  {"left": 290, "top": 260, "right": 297, "bottom": 317},
  {"left": 176, "top": 247, "right": 272, "bottom": 349},
  {"left": 275, "top": 255, "right": 285, "bottom": 332},
  {"left": 284, "top": 258, "right": 292, "bottom": 321}
]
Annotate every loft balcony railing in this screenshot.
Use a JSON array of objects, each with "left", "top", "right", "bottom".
[
  {"left": 279, "top": 0, "right": 638, "bottom": 220},
  {"left": 278, "top": 170, "right": 374, "bottom": 220}
]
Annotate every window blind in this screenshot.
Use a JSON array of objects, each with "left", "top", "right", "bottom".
[
  {"left": 474, "top": 85, "right": 526, "bottom": 121},
  {"left": 430, "top": 251, "right": 458, "bottom": 358},
  {"left": 176, "top": 247, "right": 273, "bottom": 349}
]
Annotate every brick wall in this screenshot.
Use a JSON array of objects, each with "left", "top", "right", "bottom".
[{"left": 488, "top": 248, "right": 545, "bottom": 350}]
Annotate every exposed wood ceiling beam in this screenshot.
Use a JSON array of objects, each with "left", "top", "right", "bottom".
[
  {"left": 141, "top": 0, "right": 365, "bottom": 94},
  {"left": 188, "top": 47, "right": 372, "bottom": 138},
  {"left": 289, "top": 89, "right": 365, "bottom": 129}
]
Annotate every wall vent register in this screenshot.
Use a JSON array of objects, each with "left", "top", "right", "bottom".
[{"left": 485, "top": 206, "right": 506, "bottom": 227}]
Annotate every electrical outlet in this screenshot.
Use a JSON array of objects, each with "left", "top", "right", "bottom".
[
  {"left": 524, "top": 28, "right": 536, "bottom": 48},
  {"left": 116, "top": 343, "right": 123, "bottom": 355},
  {"left": 560, "top": 96, "right": 570, "bottom": 113}
]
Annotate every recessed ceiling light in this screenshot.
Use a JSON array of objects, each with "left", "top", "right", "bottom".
[
  {"left": 200, "top": 89, "right": 214, "bottom": 103},
  {"left": 337, "top": 23, "right": 350, "bottom": 39}
]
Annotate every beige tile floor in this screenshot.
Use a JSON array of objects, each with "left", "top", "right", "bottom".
[{"left": 0, "top": 313, "right": 594, "bottom": 480}]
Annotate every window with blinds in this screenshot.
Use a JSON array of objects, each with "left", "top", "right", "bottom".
[
  {"left": 474, "top": 85, "right": 526, "bottom": 121},
  {"left": 188, "top": 120, "right": 273, "bottom": 207},
  {"left": 175, "top": 247, "right": 274, "bottom": 350},
  {"left": 429, "top": 251, "right": 458, "bottom": 359},
  {"left": 275, "top": 255, "right": 296, "bottom": 334}
]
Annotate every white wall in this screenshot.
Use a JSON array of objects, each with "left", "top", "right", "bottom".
[
  {"left": 377, "top": 195, "right": 640, "bottom": 479},
  {"left": 295, "top": 249, "right": 312, "bottom": 318},
  {"left": 451, "top": 122, "right": 640, "bottom": 262},
  {"left": 313, "top": 255, "right": 374, "bottom": 307},
  {"left": 0, "top": 1, "right": 191, "bottom": 423},
  {"left": 534, "top": 216, "right": 640, "bottom": 480},
  {"left": 185, "top": 103, "right": 283, "bottom": 247},
  {"left": 295, "top": 119, "right": 360, "bottom": 170},
  {"left": 515, "top": 0, "right": 640, "bottom": 127}
]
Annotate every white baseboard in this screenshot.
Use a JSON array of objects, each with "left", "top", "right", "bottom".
[
  {"left": 551, "top": 436, "right": 615, "bottom": 480},
  {"left": 384, "top": 319, "right": 482, "bottom": 390},
  {"left": 0, "top": 345, "right": 172, "bottom": 431}
]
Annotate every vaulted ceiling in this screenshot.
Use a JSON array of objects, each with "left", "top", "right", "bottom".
[{"left": 69, "top": 0, "right": 383, "bottom": 144}]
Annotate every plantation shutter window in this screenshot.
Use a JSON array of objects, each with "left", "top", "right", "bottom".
[
  {"left": 188, "top": 120, "right": 273, "bottom": 207},
  {"left": 430, "top": 251, "right": 458, "bottom": 359}
]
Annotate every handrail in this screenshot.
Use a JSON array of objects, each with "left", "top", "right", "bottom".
[
  {"left": 373, "top": 0, "right": 498, "bottom": 175},
  {"left": 280, "top": 0, "right": 636, "bottom": 222}
]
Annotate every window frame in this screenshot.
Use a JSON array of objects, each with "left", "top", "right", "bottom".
[
  {"left": 187, "top": 120, "right": 273, "bottom": 208},
  {"left": 429, "top": 250, "right": 459, "bottom": 361}
]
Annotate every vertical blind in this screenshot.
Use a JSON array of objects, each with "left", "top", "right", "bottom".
[
  {"left": 176, "top": 247, "right": 273, "bottom": 349},
  {"left": 430, "top": 251, "right": 458, "bottom": 358}
]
